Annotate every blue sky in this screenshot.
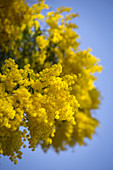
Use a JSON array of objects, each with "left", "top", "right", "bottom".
[{"left": 0, "top": 0, "right": 113, "bottom": 170}]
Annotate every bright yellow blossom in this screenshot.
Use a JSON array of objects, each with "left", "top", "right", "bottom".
[{"left": 0, "top": 0, "right": 102, "bottom": 164}]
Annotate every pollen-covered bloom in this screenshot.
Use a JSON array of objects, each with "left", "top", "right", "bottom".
[
  {"left": 0, "top": 58, "right": 79, "bottom": 163},
  {"left": 0, "top": 0, "right": 102, "bottom": 164}
]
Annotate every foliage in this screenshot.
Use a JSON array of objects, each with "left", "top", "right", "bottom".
[{"left": 0, "top": 0, "right": 102, "bottom": 164}]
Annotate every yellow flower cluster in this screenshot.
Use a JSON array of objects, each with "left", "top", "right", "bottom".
[
  {"left": 0, "top": 58, "right": 79, "bottom": 163},
  {"left": 41, "top": 112, "right": 99, "bottom": 152},
  {"left": 0, "top": 0, "right": 48, "bottom": 54},
  {"left": 0, "top": 129, "right": 25, "bottom": 164},
  {"left": 0, "top": 0, "right": 102, "bottom": 164}
]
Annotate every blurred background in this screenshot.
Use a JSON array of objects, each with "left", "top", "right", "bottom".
[{"left": 0, "top": 0, "right": 113, "bottom": 170}]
